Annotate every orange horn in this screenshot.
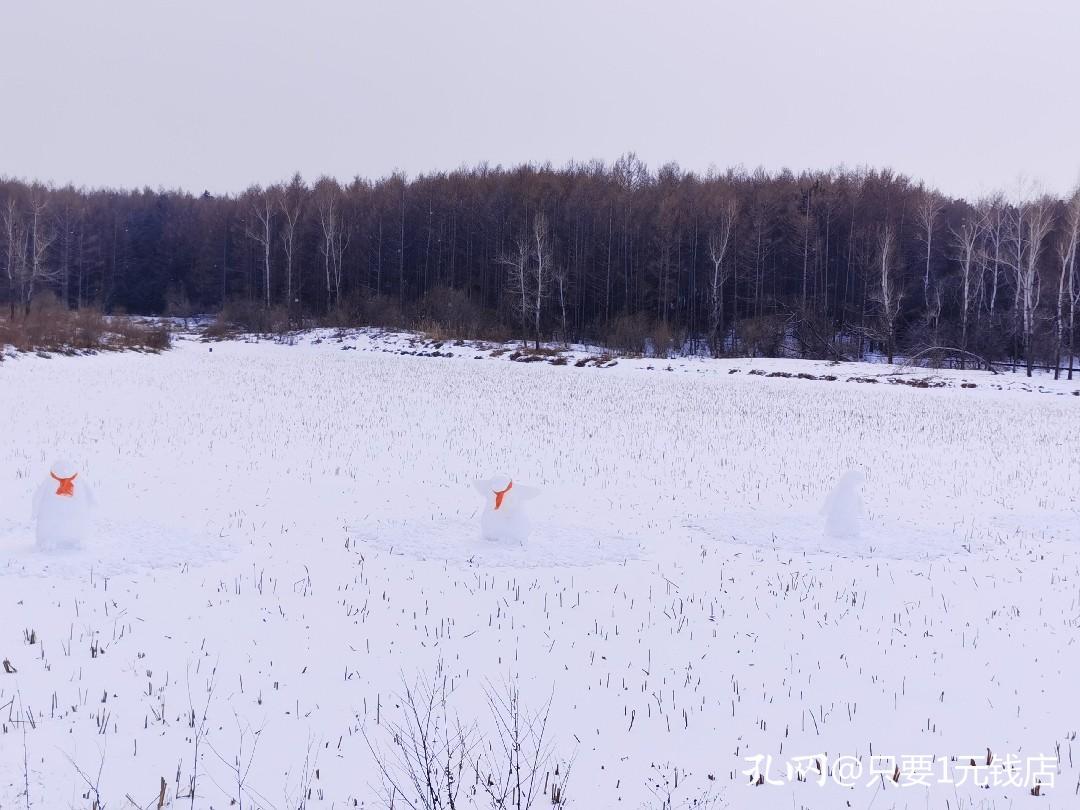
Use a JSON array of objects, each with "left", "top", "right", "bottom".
[
  {"left": 493, "top": 480, "right": 513, "bottom": 510},
  {"left": 51, "top": 471, "right": 78, "bottom": 497}
]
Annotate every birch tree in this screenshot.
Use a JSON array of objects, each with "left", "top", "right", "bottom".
[
  {"left": 3, "top": 196, "right": 24, "bottom": 318},
  {"left": 978, "top": 194, "right": 1007, "bottom": 322},
  {"left": 915, "top": 190, "right": 945, "bottom": 317},
  {"left": 21, "top": 187, "right": 58, "bottom": 314},
  {"left": 707, "top": 198, "right": 736, "bottom": 356},
  {"left": 244, "top": 186, "right": 275, "bottom": 308},
  {"left": 1004, "top": 195, "right": 1054, "bottom": 376},
  {"left": 1054, "top": 189, "right": 1080, "bottom": 379},
  {"left": 276, "top": 174, "right": 306, "bottom": 319},
  {"left": 552, "top": 261, "right": 570, "bottom": 346},
  {"left": 870, "top": 225, "right": 903, "bottom": 363},
  {"left": 528, "top": 213, "right": 552, "bottom": 350},
  {"left": 314, "top": 178, "right": 349, "bottom": 311},
  {"left": 499, "top": 214, "right": 552, "bottom": 349},
  {"left": 950, "top": 212, "right": 985, "bottom": 358}
]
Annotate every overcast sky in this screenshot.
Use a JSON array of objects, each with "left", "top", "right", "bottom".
[{"left": 2, "top": 0, "right": 1078, "bottom": 200}]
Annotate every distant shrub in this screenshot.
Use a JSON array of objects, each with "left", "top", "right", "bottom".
[
  {"left": 214, "top": 300, "right": 292, "bottom": 336},
  {"left": 163, "top": 283, "right": 197, "bottom": 318},
  {"left": 418, "top": 286, "right": 485, "bottom": 337},
  {"left": 606, "top": 313, "right": 679, "bottom": 358},
  {"left": 648, "top": 320, "right": 675, "bottom": 358},
  {"left": 0, "top": 300, "right": 171, "bottom": 355},
  {"left": 137, "top": 323, "right": 173, "bottom": 351},
  {"left": 202, "top": 318, "right": 235, "bottom": 340},
  {"left": 508, "top": 348, "right": 563, "bottom": 363},
  {"left": 737, "top": 315, "right": 788, "bottom": 357},
  {"left": 361, "top": 294, "right": 407, "bottom": 329},
  {"left": 607, "top": 313, "right": 650, "bottom": 356}
]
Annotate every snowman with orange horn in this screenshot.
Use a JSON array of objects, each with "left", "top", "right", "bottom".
[
  {"left": 32, "top": 459, "right": 96, "bottom": 549},
  {"left": 473, "top": 475, "right": 539, "bottom": 542}
]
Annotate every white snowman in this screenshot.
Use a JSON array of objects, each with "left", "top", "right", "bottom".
[
  {"left": 32, "top": 459, "right": 96, "bottom": 550},
  {"left": 821, "top": 469, "right": 866, "bottom": 539},
  {"left": 473, "top": 476, "right": 540, "bottom": 542}
]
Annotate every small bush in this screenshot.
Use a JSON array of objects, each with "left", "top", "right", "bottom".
[{"left": 133, "top": 322, "right": 172, "bottom": 351}]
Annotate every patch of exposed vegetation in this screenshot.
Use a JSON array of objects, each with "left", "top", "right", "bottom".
[{"left": 0, "top": 297, "right": 171, "bottom": 358}]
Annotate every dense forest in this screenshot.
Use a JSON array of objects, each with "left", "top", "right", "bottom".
[{"left": 2, "top": 157, "right": 1078, "bottom": 376}]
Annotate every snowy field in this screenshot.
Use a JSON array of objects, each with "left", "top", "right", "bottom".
[{"left": 1, "top": 331, "right": 1079, "bottom": 809}]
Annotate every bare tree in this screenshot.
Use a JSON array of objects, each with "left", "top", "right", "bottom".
[
  {"left": 500, "top": 215, "right": 551, "bottom": 349},
  {"left": 3, "top": 196, "right": 26, "bottom": 318},
  {"left": 529, "top": 213, "right": 552, "bottom": 349},
  {"left": 707, "top": 198, "right": 736, "bottom": 356},
  {"left": 53, "top": 190, "right": 81, "bottom": 308},
  {"left": 552, "top": 261, "right": 571, "bottom": 346},
  {"left": 925, "top": 283, "right": 944, "bottom": 349},
  {"left": 243, "top": 186, "right": 275, "bottom": 308},
  {"left": 1054, "top": 188, "right": 1080, "bottom": 379},
  {"left": 22, "top": 186, "right": 58, "bottom": 314},
  {"left": 978, "top": 194, "right": 1008, "bottom": 323},
  {"left": 276, "top": 174, "right": 306, "bottom": 320},
  {"left": 799, "top": 182, "right": 817, "bottom": 313},
  {"left": 869, "top": 225, "right": 903, "bottom": 363},
  {"left": 499, "top": 234, "right": 531, "bottom": 344},
  {"left": 314, "top": 178, "right": 349, "bottom": 310},
  {"left": 1004, "top": 193, "right": 1055, "bottom": 376},
  {"left": 915, "top": 190, "right": 945, "bottom": 317},
  {"left": 950, "top": 211, "right": 986, "bottom": 359}
]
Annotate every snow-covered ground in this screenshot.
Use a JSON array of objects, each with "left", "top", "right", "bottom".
[{"left": 1, "top": 330, "right": 1078, "bottom": 809}]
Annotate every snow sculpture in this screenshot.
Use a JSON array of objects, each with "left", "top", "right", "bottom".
[
  {"left": 473, "top": 476, "right": 539, "bottom": 542},
  {"left": 32, "top": 459, "right": 95, "bottom": 549},
  {"left": 821, "top": 470, "right": 865, "bottom": 539}
]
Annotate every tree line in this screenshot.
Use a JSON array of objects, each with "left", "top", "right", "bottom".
[{"left": 2, "top": 157, "right": 1078, "bottom": 376}]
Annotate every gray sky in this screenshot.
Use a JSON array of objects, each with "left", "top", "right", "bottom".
[{"left": 3, "top": 0, "right": 1078, "bottom": 200}]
